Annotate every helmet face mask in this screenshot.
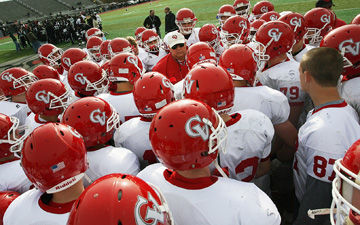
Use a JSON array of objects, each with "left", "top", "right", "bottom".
[
  {"left": 176, "top": 19, "right": 196, "bottom": 35},
  {"left": 144, "top": 36, "right": 162, "bottom": 53},
  {"left": 0, "top": 116, "right": 28, "bottom": 158},
  {"left": 83, "top": 70, "right": 109, "bottom": 95},
  {"left": 47, "top": 48, "right": 64, "bottom": 68}
]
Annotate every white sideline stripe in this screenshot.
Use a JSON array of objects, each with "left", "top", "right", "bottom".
[{"left": 0, "top": 41, "right": 11, "bottom": 46}]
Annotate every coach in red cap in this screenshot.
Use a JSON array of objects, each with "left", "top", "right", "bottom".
[{"left": 152, "top": 31, "right": 189, "bottom": 84}]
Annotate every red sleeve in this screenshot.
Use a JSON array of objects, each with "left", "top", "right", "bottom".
[
  {"left": 152, "top": 54, "right": 168, "bottom": 75},
  {"left": 334, "top": 18, "right": 347, "bottom": 28}
]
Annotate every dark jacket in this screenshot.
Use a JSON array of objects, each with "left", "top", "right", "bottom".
[
  {"left": 165, "top": 11, "right": 177, "bottom": 34},
  {"left": 143, "top": 15, "right": 161, "bottom": 36}
]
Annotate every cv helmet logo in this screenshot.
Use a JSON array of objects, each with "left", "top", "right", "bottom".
[
  {"left": 185, "top": 115, "right": 209, "bottom": 141},
  {"left": 134, "top": 192, "right": 165, "bottom": 225},
  {"left": 90, "top": 109, "right": 106, "bottom": 126},
  {"left": 339, "top": 39, "right": 360, "bottom": 56},
  {"left": 35, "top": 90, "right": 51, "bottom": 104},
  {"left": 268, "top": 28, "right": 283, "bottom": 42},
  {"left": 74, "top": 73, "right": 87, "bottom": 85}
]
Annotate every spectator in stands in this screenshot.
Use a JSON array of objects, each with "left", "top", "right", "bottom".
[
  {"left": 143, "top": 10, "right": 161, "bottom": 37},
  {"left": 9, "top": 33, "right": 21, "bottom": 52},
  {"left": 152, "top": 31, "right": 189, "bottom": 84},
  {"left": 164, "top": 6, "right": 177, "bottom": 34},
  {"left": 26, "top": 28, "right": 41, "bottom": 53}
]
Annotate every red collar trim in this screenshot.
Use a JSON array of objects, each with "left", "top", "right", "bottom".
[
  {"left": 0, "top": 157, "right": 19, "bottom": 165},
  {"left": 38, "top": 195, "right": 75, "bottom": 214},
  {"left": 225, "top": 113, "right": 241, "bottom": 127},
  {"left": 163, "top": 169, "right": 218, "bottom": 190},
  {"left": 140, "top": 116, "right": 152, "bottom": 122},
  {"left": 110, "top": 90, "right": 132, "bottom": 96},
  {"left": 312, "top": 100, "right": 347, "bottom": 115}
]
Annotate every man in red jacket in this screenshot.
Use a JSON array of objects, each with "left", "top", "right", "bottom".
[{"left": 152, "top": 31, "right": 189, "bottom": 84}]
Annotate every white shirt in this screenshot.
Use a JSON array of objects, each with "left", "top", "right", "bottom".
[
  {"left": 257, "top": 60, "right": 306, "bottom": 106},
  {"left": 0, "top": 160, "right": 32, "bottom": 194},
  {"left": 137, "top": 163, "right": 281, "bottom": 225},
  {"left": 86, "top": 146, "right": 140, "bottom": 183},
  {"left": 0, "top": 101, "right": 30, "bottom": 125},
  {"left": 24, "top": 113, "right": 48, "bottom": 133},
  {"left": 339, "top": 77, "right": 360, "bottom": 119},
  {"left": 231, "top": 86, "right": 290, "bottom": 125},
  {"left": 4, "top": 189, "right": 70, "bottom": 225},
  {"left": 97, "top": 92, "right": 140, "bottom": 123},
  {"left": 293, "top": 101, "right": 360, "bottom": 201},
  {"left": 221, "top": 110, "right": 274, "bottom": 182},
  {"left": 114, "top": 117, "right": 157, "bottom": 169},
  {"left": 138, "top": 48, "right": 167, "bottom": 72},
  {"left": 291, "top": 45, "right": 315, "bottom": 63}
]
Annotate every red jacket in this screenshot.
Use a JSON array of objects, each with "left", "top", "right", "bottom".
[{"left": 152, "top": 53, "right": 189, "bottom": 84}]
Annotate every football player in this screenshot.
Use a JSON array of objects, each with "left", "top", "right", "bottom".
[
  {"left": 97, "top": 53, "right": 142, "bottom": 123},
  {"left": 0, "top": 113, "right": 31, "bottom": 194},
  {"left": 293, "top": 47, "right": 360, "bottom": 224},
  {"left": 137, "top": 99, "right": 281, "bottom": 225},
  {"left": 3, "top": 123, "right": 88, "bottom": 224},
  {"left": 114, "top": 72, "right": 175, "bottom": 169},
  {"left": 163, "top": 8, "right": 200, "bottom": 47},
  {"left": 62, "top": 97, "right": 140, "bottom": 184}
]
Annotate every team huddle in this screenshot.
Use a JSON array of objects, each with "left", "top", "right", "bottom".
[{"left": 0, "top": 0, "right": 360, "bottom": 224}]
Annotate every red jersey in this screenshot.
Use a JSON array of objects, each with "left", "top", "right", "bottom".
[{"left": 152, "top": 53, "right": 189, "bottom": 84}]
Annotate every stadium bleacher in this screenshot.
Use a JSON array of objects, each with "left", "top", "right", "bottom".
[
  {"left": 0, "top": 0, "right": 35, "bottom": 22},
  {"left": 20, "top": 0, "right": 69, "bottom": 15}
]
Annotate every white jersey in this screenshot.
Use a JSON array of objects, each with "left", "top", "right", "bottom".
[
  {"left": 24, "top": 113, "right": 48, "bottom": 133},
  {"left": 291, "top": 45, "right": 315, "bottom": 63},
  {"left": 339, "top": 77, "right": 360, "bottom": 118},
  {"left": 4, "top": 189, "right": 70, "bottom": 225},
  {"left": 173, "top": 79, "right": 184, "bottom": 100},
  {"left": 231, "top": 86, "right": 290, "bottom": 125},
  {"left": 164, "top": 28, "right": 200, "bottom": 48},
  {"left": 293, "top": 101, "right": 360, "bottom": 201},
  {"left": 138, "top": 48, "right": 167, "bottom": 72},
  {"left": 114, "top": 117, "right": 157, "bottom": 169},
  {"left": 138, "top": 163, "right": 281, "bottom": 225},
  {"left": 257, "top": 60, "right": 306, "bottom": 106},
  {"left": 0, "top": 101, "right": 30, "bottom": 125},
  {"left": 97, "top": 92, "right": 140, "bottom": 123},
  {"left": 221, "top": 110, "right": 274, "bottom": 182},
  {"left": 86, "top": 146, "right": 140, "bottom": 183},
  {"left": 0, "top": 160, "right": 32, "bottom": 194}
]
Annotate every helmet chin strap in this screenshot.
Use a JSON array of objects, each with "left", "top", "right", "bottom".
[{"left": 214, "top": 157, "right": 228, "bottom": 178}]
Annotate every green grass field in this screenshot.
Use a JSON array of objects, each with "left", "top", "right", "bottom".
[{"left": 0, "top": 0, "right": 359, "bottom": 64}]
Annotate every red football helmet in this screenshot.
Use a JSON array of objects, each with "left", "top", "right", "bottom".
[
  {"left": 21, "top": 123, "right": 88, "bottom": 193},
  {"left": 331, "top": 139, "right": 360, "bottom": 225},
  {"left": 108, "top": 38, "right": 132, "bottom": 58},
  {"left": 183, "top": 63, "right": 234, "bottom": 113},
  {"left": 320, "top": 24, "right": 360, "bottom": 79},
  {"left": 252, "top": 1, "right": 275, "bottom": 19},
  {"left": 217, "top": 5, "right": 237, "bottom": 27},
  {"left": 133, "top": 72, "right": 175, "bottom": 118},
  {"left": 233, "top": 0, "right": 251, "bottom": 18},
  {"left": 150, "top": 99, "right": 227, "bottom": 170},
  {"left": 249, "top": 19, "right": 266, "bottom": 41},
  {"left": 87, "top": 36, "right": 103, "bottom": 63},
  {"left": 219, "top": 44, "right": 257, "bottom": 85},
  {"left": 199, "top": 24, "right": 221, "bottom": 52},
  {"left": 352, "top": 14, "right": 360, "bottom": 25},
  {"left": 253, "top": 21, "right": 295, "bottom": 62},
  {"left": 304, "top": 8, "right": 334, "bottom": 45},
  {"left": 221, "top": 15, "right": 250, "bottom": 47},
  {"left": 0, "top": 67, "right": 38, "bottom": 97},
  {"left": 61, "top": 48, "right": 88, "bottom": 71},
  {"left": 100, "top": 40, "right": 111, "bottom": 61},
  {"left": 62, "top": 97, "right": 120, "bottom": 148},
  {"left": 0, "top": 113, "right": 26, "bottom": 160},
  {"left": 259, "top": 11, "right": 280, "bottom": 22},
  {"left": 85, "top": 28, "right": 104, "bottom": 40},
  {"left": 38, "top": 44, "right": 63, "bottom": 68},
  {"left": 135, "top": 27, "right": 146, "bottom": 47},
  {"left": 68, "top": 61, "right": 109, "bottom": 96},
  {"left": 279, "top": 12, "right": 307, "bottom": 44},
  {"left": 141, "top": 29, "right": 161, "bottom": 53},
  {"left": 176, "top": 8, "right": 197, "bottom": 35},
  {"left": 109, "top": 53, "right": 143, "bottom": 84},
  {"left": 186, "top": 42, "right": 217, "bottom": 69},
  {"left": 26, "top": 78, "right": 70, "bottom": 116},
  {"left": 32, "top": 65, "right": 60, "bottom": 80},
  {"left": 67, "top": 173, "right": 173, "bottom": 225},
  {"left": 0, "top": 191, "right": 20, "bottom": 225}
]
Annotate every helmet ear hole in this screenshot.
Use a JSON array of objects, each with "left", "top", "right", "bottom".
[
  {"left": 59, "top": 130, "right": 65, "bottom": 136},
  {"left": 118, "top": 221, "right": 122, "bottom": 225},
  {"left": 117, "top": 189, "right": 122, "bottom": 201}
]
